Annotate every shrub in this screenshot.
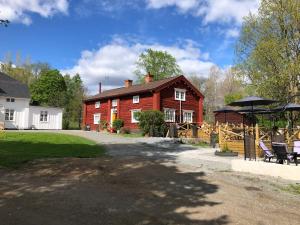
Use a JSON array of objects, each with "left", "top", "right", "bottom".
[
  {"left": 100, "top": 120, "right": 108, "bottom": 130},
  {"left": 112, "top": 119, "right": 124, "bottom": 131},
  {"left": 137, "top": 110, "right": 166, "bottom": 137}
]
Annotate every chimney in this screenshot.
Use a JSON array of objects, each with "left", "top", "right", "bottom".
[
  {"left": 145, "top": 72, "right": 154, "bottom": 83},
  {"left": 98, "top": 82, "right": 102, "bottom": 94},
  {"left": 124, "top": 79, "right": 133, "bottom": 88}
]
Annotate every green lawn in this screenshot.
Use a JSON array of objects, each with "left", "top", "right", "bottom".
[{"left": 0, "top": 132, "right": 104, "bottom": 168}]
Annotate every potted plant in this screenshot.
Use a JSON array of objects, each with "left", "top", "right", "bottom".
[{"left": 112, "top": 119, "right": 124, "bottom": 134}]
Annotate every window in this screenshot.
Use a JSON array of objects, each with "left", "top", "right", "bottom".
[
  {"left": 6, "top": 98, "right": 15, "bottom": 102},
  {"left": 183, "top": 110, "right": 193, "bottom": 123},
  {"left": 40, "top": 111, "right": 48, "bottom": 122},
  {"left": 94, "top": 113, "right": 101, "bottom": 125},
  {"left": 175, "top": 88, "right": 186, "bottom": 101},
  {"left": 131, "top": 109, "right": 141, "bottom": 123},
  {"left": 5, "top": 109, "right": 14, "bottom": 121},
  {"left": 164, "top": 108, "right": 176, "bottom": 122},
  {"left": 133, "top": 95, "right": 139, "bottom": 104},
  {"left": 95, "top": 101, "right": 100, "bottom": 108},
  {"left": 112, "top": 99, "right": 118, "bottom": 107}
]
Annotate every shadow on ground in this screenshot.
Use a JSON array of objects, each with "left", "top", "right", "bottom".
[{"left": 0, "top": 142, "right": 228, "bottom": 225}]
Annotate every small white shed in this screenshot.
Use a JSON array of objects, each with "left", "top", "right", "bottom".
[{"left": 29, "top": 106, "right": 63, "bottom": 130}]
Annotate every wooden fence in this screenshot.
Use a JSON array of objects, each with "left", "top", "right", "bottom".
[{"left": 175, "top": 122, "right": 300, "bottom": 156}]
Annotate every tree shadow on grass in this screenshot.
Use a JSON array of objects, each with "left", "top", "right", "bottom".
[
  {"left": 0, "top": 142, "right": 229, "bottom": 225},
  {"left": 0, "top": 140, "right": 104, "bottom": 168}
]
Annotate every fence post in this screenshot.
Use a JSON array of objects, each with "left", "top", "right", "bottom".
[
  {"left": 218, "top": 125, "right": 222, "bottom": 149},
  {"left": 286, "top": 129, "right": 290, "bottom": 144}
]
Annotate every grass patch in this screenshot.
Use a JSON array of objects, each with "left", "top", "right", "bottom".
[
  {"left": 282, "top": 184, "right": 300, "bottom": 195},
  {"left": 192, "top": 141, "right": 210, "bottom": 148},
  {"left": 0, "top": 132, "right": 104, "bottom": 168}
]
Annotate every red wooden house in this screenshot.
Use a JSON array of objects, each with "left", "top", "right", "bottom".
[{"left": 82, "top": 74, "right": 204, "bottom": 131}]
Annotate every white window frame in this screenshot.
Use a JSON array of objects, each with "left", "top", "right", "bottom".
[
  {"left": 112, "top": 99, "right": 118, "bottom": 107},
  {"left": 164, "top": 108, "right": 176, "bottom": 122},
  {"left": 131, "top": 109, "right": 141, "bottom": 123},
  {"left": 6, "top": 98, "right": 15, "bottom": 102},
  {"left": 93, "top": 113, "right": 101, "bottom": 125},
  {"left": 5, "top": 109, "right": 15, "bottom": 121},
  {"left": 40, "top": 111, "right": 48, "bottom": 122},
  {"left": 183, "top": 110, "right": 194, "bottom": 123},
  {"left": 175, "top": 88, "right": 186, "bottom": 101},
  {"left": 95, "top": 101, "right": 100, "bottom": 109},
  {"left": 133, "top": 95, "right": 140, "bottom": 104}
]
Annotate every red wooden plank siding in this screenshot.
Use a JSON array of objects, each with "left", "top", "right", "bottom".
[
  {"left": 119, "top": 92, "right": 153, "bottom": 129},
  {"left": 160, "top": 81, "right": 201, "bottom": 123},
  {"left": 85, "top": 100, "right": 109, "bottom": 131},
  {"left": 215, "top": 112, "right": 251, "bottom": 126}
]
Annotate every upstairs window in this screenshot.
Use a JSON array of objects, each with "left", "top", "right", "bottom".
[
  {"left": 95, "top": 101, "right": 100, "bottom": 109},
  {"left": 40, "top": 111, "right": 48, "bottom": 122},
  {"left": 112, "top": 99, "right": 118, "bottom": 107},
  {"left": 175, "top": 88, "right": 186, "bottom": 101},
  {"left": 133, "top": 95, "right": 139, "bottom": 104},
  {"left": 6, "top": 98, "right": 15, "bottom": 102},
  {"left": 5, "top": 109, "right": 14, "bottom": 121},
  {"left": 164, "top": 108, "right": 175, "bottom": 122}
]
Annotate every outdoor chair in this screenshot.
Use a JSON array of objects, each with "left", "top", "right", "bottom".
[
  {"left": 292, "top": 141, "right": 300, "bottom": 165},
  {"left": 271, "top": 143, "right": 297, "bottom": 165},
  {"left": 259, "top": 140, "right": 274, "bottom": 162}
]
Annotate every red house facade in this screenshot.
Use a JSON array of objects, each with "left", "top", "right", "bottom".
[{"left": 82, "top": 74, "right": 204, "bottom": 131}]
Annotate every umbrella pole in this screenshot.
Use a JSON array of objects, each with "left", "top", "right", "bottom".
[
  {"left": 251, "top": 103, "right": 256, "bottom": 161},
  {"left": 243, "top": 115, "right": 246, "bottom": 160}
]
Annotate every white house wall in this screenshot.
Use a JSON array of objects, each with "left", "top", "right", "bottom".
[
  {"left": 0, "top": 97, "right": 30, "bottom": 129},
  {"left": 29, "top": 106, "right": 63, "bottom": 130}
]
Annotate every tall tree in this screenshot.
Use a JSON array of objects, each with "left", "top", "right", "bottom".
[
  {"left": 220, "top": 68, "right": 245, "bottom": 104},
  {"left": 63, "top": 74, "right": 85, "bottom": 129},
  {"left": 188, "top": 75, "right": 207, "bottom": 92},
  {"left": 0, "top": 53, "right": 50, "bottom": 86},
  {"left": 135, "top": 49, "right": 182, "bottom": 83},
  {"left": 203, "top": 66, "right": 223, "bottom": 122},
  {"left": 236, "top": 0, "right": 300, "bottom": 103},
  {"left": 30, "top": 69, "right": 66, "bottom": 107}
]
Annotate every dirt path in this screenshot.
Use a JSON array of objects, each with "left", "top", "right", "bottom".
[{"left": 1, "top": 131, "right": 300, "bottom": 225}]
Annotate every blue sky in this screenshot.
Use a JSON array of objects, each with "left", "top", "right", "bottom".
[{"left": 0, "top": 0, "right": 259, "bottom": 93}]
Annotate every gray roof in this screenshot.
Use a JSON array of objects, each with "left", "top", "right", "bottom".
[{"left": 0, "top": 72, "right": 30, "bottom": 98}]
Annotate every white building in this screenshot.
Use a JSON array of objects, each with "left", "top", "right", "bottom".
[{"left": 0, "top": 72, "right": 63, "bottom": 129}]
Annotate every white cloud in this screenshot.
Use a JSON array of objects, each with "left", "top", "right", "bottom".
[
  {"left": 62, "top": 38, "right": 214, "bottom": 94},
  {"left": 147, "top": 0, "right": 260, "bottom": 25},
  {"left": 0, "top": 0, "right": 69, "bottom": 25},
  {"left": 225, "top": 28, "right": 240, "bottom": 38},
  {"left": 147, "top": 0, "right": 199, "bottom": 12}
]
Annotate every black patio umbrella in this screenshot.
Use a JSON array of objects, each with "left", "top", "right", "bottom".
[
  {"left": 274, "top": 103, "right": 300, "bottom": 129},
  {"left": 213, "top": 106, "right": 237, "bottom": 123},
  {"left": 229, "top": 96, "right": 277, "bottom": 125},
  {"left": 228, "top": 96, "right": 277, "bottom": 160}
]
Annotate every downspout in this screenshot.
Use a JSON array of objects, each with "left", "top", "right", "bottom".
[{"left": 180, "top": 99, "right": 182, "bottom": 123}]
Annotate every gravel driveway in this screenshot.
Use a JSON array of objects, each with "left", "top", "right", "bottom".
[{"left": 1, "top": 130, "right": 300, "bottom": 225}]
